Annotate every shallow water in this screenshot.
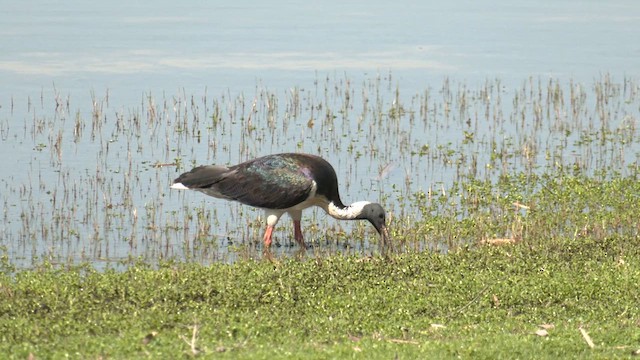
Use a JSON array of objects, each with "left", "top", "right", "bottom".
[{"left": 1, "top": 1, "right": 639, "bottom": 268}]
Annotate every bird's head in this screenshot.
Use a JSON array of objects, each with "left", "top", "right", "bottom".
[{"left": 357, "top": 202, "right": 390, "bottom": 249}]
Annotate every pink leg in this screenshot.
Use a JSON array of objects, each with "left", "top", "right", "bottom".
[
  {"left": 263, "top": 225, "right": 275, "bottom": 249},
  {"left": 293, "top": 220, "right": 305, "bottom": 247}
]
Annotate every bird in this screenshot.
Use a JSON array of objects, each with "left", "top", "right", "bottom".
[{"left": 170, "top": 153, "right": 389, "bottom": 251}]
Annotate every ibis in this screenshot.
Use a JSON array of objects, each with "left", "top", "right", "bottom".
[{"left": 170, "top": 153, "right": 389, "bottom": 250}]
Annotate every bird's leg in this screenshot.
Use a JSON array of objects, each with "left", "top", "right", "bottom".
[
  {"left": 263, "top": 225, "right": 275, "bottom": 248},
  {"left": 288, "top": 210, "right": 305, "bottom": 248},
  {"left": 293, "top": 220, "right": 304, "bottom": 247},
  {"left": 263, "top": 212, "right": 282, "bottom": 252}
]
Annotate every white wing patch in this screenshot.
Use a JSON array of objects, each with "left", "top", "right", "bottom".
[{"left": 170, "top": 182, "right": 190, "bottom": 190}]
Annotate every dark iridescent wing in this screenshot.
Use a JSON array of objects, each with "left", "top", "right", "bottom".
[
  {"left": 219, "top": 155, "right": 315, "bottom": 209},
  {"left": 173, "top": 154, "right": 316, "bottom": 209}
]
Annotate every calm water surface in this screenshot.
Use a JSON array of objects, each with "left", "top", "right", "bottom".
[{"left": 1, "top": 1, "right": 639, "bottom": 267}]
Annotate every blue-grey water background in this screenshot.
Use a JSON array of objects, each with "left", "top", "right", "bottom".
[{"left": 1, "top": 0, "right": 639, "bottom": 267}]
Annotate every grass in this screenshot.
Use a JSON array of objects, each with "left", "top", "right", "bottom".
[
  {"left": 1, "top": 172, "right": 639, "bottom": 359},
  {"left": 1, "top": 237, "right": 638, "bottom": 358}
]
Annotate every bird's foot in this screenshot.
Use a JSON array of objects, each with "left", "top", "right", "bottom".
[
  {"left": 262, "top": 248, "right": 279, "bottom": 263},
  {"left": 294, "top": 247, "right": 306, "bottom": 260}
]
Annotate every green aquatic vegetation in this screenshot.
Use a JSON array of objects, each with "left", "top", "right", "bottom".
[
  {"left": 390, "top": 171, "right": 640, "bottom": 253},
  {"left": 3, "top": 75, "right": 639, "bottom": 267}
]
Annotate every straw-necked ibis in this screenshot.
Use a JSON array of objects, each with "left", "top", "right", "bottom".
[{"left": 170, "top": 153, "right": 389, "bottom": 250}]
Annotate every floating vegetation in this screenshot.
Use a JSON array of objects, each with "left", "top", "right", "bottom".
[{"left": 0, "top": 74, "right": 638, "bottom": 268}]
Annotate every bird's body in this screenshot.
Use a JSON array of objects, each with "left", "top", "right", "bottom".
[{"left": 170, "top": 153, "right": 389, "bottom": 250}]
